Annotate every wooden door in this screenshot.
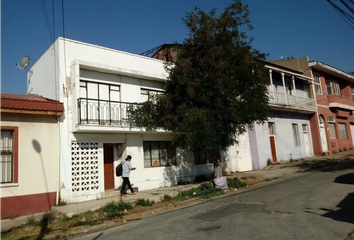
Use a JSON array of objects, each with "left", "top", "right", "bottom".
[
  {"left": 269, "top": 136, "right": 277, "bottom": 162},
  {"left": 103, "top": 144, "right": 114, "bottom": 190}
]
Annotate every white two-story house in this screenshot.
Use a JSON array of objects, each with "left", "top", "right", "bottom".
[{"left": 28, "top": 38, "right": 214, "bottom": 203}]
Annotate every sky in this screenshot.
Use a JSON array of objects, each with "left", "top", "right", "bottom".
[{"left": 1, "top": 0, "right": 354, "bottom": 94}]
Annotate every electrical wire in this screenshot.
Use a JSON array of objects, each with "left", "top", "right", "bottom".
[
  {"left": 41, "top": 0, "right": 53, "bottom": 42},
  {"left": 326, "top": 0, "right": 354, "bottom": 30}
]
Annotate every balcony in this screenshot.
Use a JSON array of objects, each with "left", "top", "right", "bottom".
[
  {"left": 268, "top": 91, "right": 316, "bottom": 113},
  {"left": 77, "top": 98, "right": 139, "bottom": 128}
]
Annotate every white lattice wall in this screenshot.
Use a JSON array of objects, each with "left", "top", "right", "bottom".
[{"left": 71, "top": 142, "right": 100, "bottom": 196}]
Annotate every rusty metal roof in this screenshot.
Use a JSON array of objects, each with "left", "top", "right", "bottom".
[{"left": 1, "top": 93, "right": 64, "bottom": 115}]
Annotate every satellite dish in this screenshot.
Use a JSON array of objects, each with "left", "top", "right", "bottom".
[{"left": 16, "top": 55, "right": 33, "bottom": 73}]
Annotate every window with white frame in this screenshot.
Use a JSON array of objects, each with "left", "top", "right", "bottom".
[
  {"left": 292, "top": 124, "right": 301, "bottom": 146},
  {"left": 1, "top": 130, "right": 14, "bottom": 183},
  {"left": 328, "top": 116, "right": 336, "bottom": 139},
  {"left": 326, "top": 80, "right": 332, "bottom": 95},
  {"left": 333, "top": 81, "right": 342, "bottom": 96},
  {"left": 268, "top": 122, "right": 276, "bottom": 135},
  {"left": 143, "top": 141, "right": 177, "bottom": 167},
  {"left": 338, "top": 123, "right": 347, "bottom": 139},
  {"left": 314, "top": 74, "right": 322, "bottom": 94}
]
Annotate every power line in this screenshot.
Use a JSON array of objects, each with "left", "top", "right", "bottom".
[
  {"left": 340, "top": 0, "right": 354, "bottom": 14},
  {"left": 52, "top": 0, "right": 56, "bottom": 42},
  {"left": 41, "top": 0, "right": 53, "bottom": 42},
  {"left": 326, "top": 0, "right": 354, "bottom": 30}
]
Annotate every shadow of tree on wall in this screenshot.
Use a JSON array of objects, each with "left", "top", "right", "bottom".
[{"left": 161, "top": 149, "right": 214, "bottom": 188}]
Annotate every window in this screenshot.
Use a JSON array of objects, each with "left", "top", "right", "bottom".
[
  {"left": 333, "top": 81, "right": 342, "bottom": 96},
  {"left": 328, "top": 116, "right": 336, "bottom": 139},
  {"left": 314, "top": 74, "right": 322, "bottom": 94},
  {"left": 143, "top": 141, "right": 176, "bottom": 167},
  {"left": 285, "top": 79, "right": 293, "bottom": 95},
  {"left": 194, "top": 151, "right": 219, "bottom": 164},
  {"left": 1, "top": 127, "right": 18, "bottom": 184},
  {"left": 268, "top": 122, "right": 276, "bottom": 135},
  {"left": 326, "top": 80, "right": 332, "bottom": 95},
  {"left": 338, "top": 123, "right": 347, "bottom": 139},
  {"left": 79, "top": 81, "right": 120, "bottom": 101},
  {"left": 292, "top": 124, "right": 301, "bottom": 146},
  {"left": 140, "top": 88, "right": 163, "bottom": 102}
]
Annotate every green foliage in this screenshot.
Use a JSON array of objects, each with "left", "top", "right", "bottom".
[
  {"left": 227, "top": 178, "right": 247, "bottom": 188},
  {"left": 322, "top": 152, "right": 326, "bottom": 156},
  {"left": 343, "top": 148, "right": 348, "bottom": 151},
  {"left": 136, "top": 198, "right": 155, "bottom": 207},
  {"left": 128, "top": 0, "right": 269, "bottom": 154},
  {"left": 339, "top": 148, "right": 343, "bottom": 152},
  {"left": 101, "top": 200, "right": 133, "bottom": 219},
  {"left": 26, "top": 216, "right": 39, "bottom": 226},
  {"left": 163, "top": 194, "right": 172, "bottom": 201},
  {"left": 6, "top": 214, "right": 20, "bottom": 220},
  {"left": 57, "top": 196, "right": 67, "bottom": 206},
  {"left": 267, "top": 159, "right": 272, "bottom": 166},
  {"left": 40, "top": 212, "right": 56, "bottom": 225},
  {"left": 174, "top": 182, "right": 224, "bottom": 200}
]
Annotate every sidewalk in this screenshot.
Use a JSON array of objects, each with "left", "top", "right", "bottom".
[{"left": 2, "top": 150, "right": 354, "bottom": 232}]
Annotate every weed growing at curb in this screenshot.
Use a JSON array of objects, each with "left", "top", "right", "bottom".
[
  {"left": 174, "top": 182, "right": 224, "bottom": 200},
  {"left": 26, "top": 216, "right": 39, "bottom": 226},
  {"left": 136, "top": 198, "right": 155, "bottom": 206},
  {"left": 101, "top": 200, "right": 133, "bottom": 219},
  {"left": 227, "top": 178, "right": 247, "bottom": 188}
]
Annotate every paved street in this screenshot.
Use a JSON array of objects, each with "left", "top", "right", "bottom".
[{"left": 74, "top": 160, "right": 354, "bottom": 240}]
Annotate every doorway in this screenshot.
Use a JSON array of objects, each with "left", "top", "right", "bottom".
[
  {"left": 350, "top": 124, "right": 354, "bottom": 147},
  {"left": 319, "top": 115, "right": 328, "bottom": 152},
  {"left": 302, "top": 124, "right": 312, "bottom": 155},
  {"left": 268, "top": 122, "right": 278, "bottom": 162},
  {"left": 103, "top": 144, "right": 115, "bottom": 190}
]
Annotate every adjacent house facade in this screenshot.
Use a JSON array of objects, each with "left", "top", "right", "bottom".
[
  {"left": 28, "top": 38, "right": 214, "bottom": 203},
  {"left": 1, "top": 93, "right": 64, "bottom": 219},
  {"left": 247, "top": 62, "right": 317, "bottom": 170},
  {"left": 271, "top": 57, "right": 354, "bottom": 154},
  {"left": 144, "top": 45, "right": 317, "bottom": 171}
]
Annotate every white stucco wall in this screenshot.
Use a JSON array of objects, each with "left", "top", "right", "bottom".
[
  {"left": 249, "top": 111, "right": 313, "bottom": 170},
  {"left": 1, "top": 113, "right": 59, "bottom": 198}
]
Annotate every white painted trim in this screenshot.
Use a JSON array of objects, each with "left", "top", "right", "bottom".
[
  {"left": 0, "top": 183, "right": 19, "bottom": 188},
  {"left": 265, "top": 65, "right": 313, "bottom": 81},
  {"left": 317, "top": 104, "right": 329, "bottom": 109},
  {"left": 72, "top": 60, "right": 167, "bottom": 81},
  {"left": 328, "top": 102, "right": 354, "bottom": 111},
  {"left": 309, "top": 61, "right": 354, "bottom": 81}
]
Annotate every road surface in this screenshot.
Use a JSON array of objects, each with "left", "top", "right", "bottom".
[{"left": 74, "top": 160, "right": 354, "bottom": 240}]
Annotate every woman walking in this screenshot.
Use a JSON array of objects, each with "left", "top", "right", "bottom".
[{"left": 120, "top": 155, "right": 137, "bottom": 198}]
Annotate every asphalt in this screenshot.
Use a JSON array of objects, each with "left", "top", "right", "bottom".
[
  {"left": 73, "top": 160, "right": 354, "bottom": 240},
  {"left": 2, "top": 150, "right": 354, "bottom": 232}
]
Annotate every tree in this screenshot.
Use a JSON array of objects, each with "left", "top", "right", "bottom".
[{"left": 129, "top": 0, "right": 270, "bottom": 157}]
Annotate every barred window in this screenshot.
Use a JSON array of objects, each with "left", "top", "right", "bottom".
[{"left": 1, "top": 130, "right": 14, "bottom": 183}]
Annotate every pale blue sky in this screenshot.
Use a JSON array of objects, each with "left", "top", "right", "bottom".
[{"left": 1, "top": 0, "right": 353, "bottom": 94}]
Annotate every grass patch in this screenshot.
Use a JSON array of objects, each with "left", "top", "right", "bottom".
[
  {"left": 227, "top": 178, "right": 247, "bottom": 188},
  {"left": 174, "top": 182, "right": 224, "bottom": 201},
  {"left": 136, "top": 198, "right": 155, "bottom": 207},
  {"left": 101, "top": 200, "right": 133, "bottom": 219},
  {"left": 26, "top": 216, "right": 40, "bottom": 226},
  {"left": 163, "top": 194, "right": 172, "bottom": 202},
  {"left": 56, "top": 197, "right": 67, "bottom": 206}
]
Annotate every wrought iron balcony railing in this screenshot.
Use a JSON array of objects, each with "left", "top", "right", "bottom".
[{"left": 77, "top": 98, "right": 140, "bottom": 127}]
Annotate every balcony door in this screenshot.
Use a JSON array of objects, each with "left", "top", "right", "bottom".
[{"left": 79, "top": 80, "right": 121, "bottom": 125}]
